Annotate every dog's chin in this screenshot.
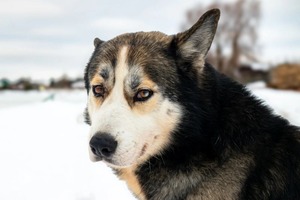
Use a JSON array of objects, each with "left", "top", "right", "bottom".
[
  {"left": 105, "top": 153, "right": 149, "bottom": 169},
  {"left": 103, "top": 157, "right": 137, "bottom": 169},
  {"left": 105, "top": 161, "right": 133, "bottom": 169}
]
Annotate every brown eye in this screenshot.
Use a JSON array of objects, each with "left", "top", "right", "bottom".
[
  {"left": 92, "top": 85, "right": 105, "bottom": 97},
  {"left": 134, "top": 89, "right": 153, "bottom": 102}
]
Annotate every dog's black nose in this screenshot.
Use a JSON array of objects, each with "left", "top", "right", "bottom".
[{"left": 89, "top": 133, "right": 118, "bottom": 158}]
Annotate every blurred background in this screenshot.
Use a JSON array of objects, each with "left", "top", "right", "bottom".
[{"left": 0, "top": 0, "right": 299, "bottom": 199}]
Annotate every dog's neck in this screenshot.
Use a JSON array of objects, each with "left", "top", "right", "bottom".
[
  {"left": 115, "top": 152, "right": 253, "bottom": 200},
  {"left": 115, "top": 166, "right": 146, "bottom": 200}
]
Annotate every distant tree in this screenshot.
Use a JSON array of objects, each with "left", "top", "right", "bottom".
[
  {"left": 15, "top": 78, "right": 35, "bottom": 90},
  {"left": 182, "top": 0, "right": 261, "bottom": 80},
  {"left": 49, "top": 75, "right": 72, "bottom": 89},
  {"left": 0, "top": 78, "right": 10, "bottom": 90},
  {"left": 49, "top": 78, "right": 56, "bottom": 88}
]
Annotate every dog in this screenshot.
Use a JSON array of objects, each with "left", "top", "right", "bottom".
[{"left": 83, "top": 9, "right": 300, "bottom": 200}]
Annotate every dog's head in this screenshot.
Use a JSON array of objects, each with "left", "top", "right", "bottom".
[{"left": 84, "top": 9, "right": 220, "bottom": 168}]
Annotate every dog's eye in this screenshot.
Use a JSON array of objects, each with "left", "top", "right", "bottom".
[
  {"left": 134, "top": 89, "right": 153, "bottom": 102},
  {"left": 92, "top": 85, "right": 105, "bottom": 97}
]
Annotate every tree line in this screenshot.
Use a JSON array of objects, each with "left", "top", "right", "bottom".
[{"left": 0, "top": 76, "right": 84, "bottom": 91}]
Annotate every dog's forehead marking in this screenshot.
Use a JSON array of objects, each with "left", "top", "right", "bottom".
[{"left": 109, "top": 46, "right": 129, "bottom": 101}]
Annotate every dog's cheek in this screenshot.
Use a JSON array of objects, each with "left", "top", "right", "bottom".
[
  {"left": 145, "top": 100, "right": 182, "bottom": 156},
  {"left": 158, "top": 100, "right": 182, "bottom": 136}
]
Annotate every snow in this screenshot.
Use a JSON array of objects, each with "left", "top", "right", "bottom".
[
  {"left": 0, "top": 90, "right": 135, "bottom": 200},
  {"left": 247, "top": 82, "right": 300, "bottom": 126},
  {"left": 0, "top": 85, "right": 299, "bottom": 200}
]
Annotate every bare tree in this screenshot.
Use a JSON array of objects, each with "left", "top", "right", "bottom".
[{"left": 182, "top": 0, "right": 260, "bottom": 80}]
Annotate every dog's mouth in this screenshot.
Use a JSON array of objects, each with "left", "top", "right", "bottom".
[
  {"left": 89, "top": 153, "right": 103, "bottom": 162},
  {"left": 90, "top": 152, "right": 119, "bottom": 165},
  {"left": 90, "top": 153, "right": 115, "bottom": 165},
  {"left": 90, "top": 143, "right": 150, "bottom": 168}
]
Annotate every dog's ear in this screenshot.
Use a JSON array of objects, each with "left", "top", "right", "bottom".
[
  {"left": 94, "top": 37, "right": 104, "bottom": 48},
  {"left": 176, "top": 9, "right": 220, "bottom": 68}
]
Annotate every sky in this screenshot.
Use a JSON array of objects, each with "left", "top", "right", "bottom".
[{"left": 0, "top": 0, "right": 299, "bottom": 81}]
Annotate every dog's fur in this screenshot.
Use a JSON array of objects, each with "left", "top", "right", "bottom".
[{"left": 84, "top": 9, "right": 300, "bottom": 200}]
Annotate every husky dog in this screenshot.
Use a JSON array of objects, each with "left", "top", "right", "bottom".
[{"left": 84, "top": 9, "right": 300, "bottom": 200}]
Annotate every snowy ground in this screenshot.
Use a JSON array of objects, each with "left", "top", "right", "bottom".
[
  {"left": 247, "top": 82, "right": 300, "bottom": 126},
  {"left": 0, "top": 84, "right": 299, "bottom": 200},
  {"left": 0, "top": 90, "right": 135, "bottom": 200}
]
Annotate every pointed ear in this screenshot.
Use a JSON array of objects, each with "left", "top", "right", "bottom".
[
  {"left": 176, "top": 9, "right": 220, "bottom": 66},
  {"left": 94, "top": 37, "right": 104, "bottom": 48}
]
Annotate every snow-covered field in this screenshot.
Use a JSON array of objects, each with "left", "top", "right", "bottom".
[
  {"left": 0, "top": 83, "right": 299, "bottom": 200},
  {"left": 0, "top": 90, "right": 135, "bottom": 200}
]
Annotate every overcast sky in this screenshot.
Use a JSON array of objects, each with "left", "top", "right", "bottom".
[{"left": 0, "top": 0, "right": 299, "bottom": 81}]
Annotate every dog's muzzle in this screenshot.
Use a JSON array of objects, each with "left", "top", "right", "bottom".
[{"left": 89, "top": 133, "right": 118, "bottom": 160}]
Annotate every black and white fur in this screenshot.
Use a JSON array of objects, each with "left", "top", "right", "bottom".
[{"left": 84, "top": 9, "right": 300, "bottom": 200}]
